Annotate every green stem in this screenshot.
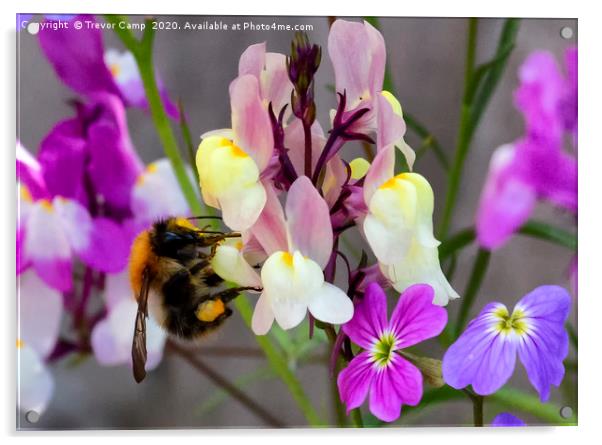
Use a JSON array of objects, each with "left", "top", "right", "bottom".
[
  {"left": 438, "top": 18, "right": 478, "bottom": 239},
  {"left": 462, "top": 389, "right": 484, "bottom": 427},
  {"left": 106, "top": 15, "right": 202, "bottom": 215},
  {"left": 566, "top": 323, "right": 578, "bottom": 350},
  {"left": 490, "top": 387, "right": 577, "bottom": 425},
  {"left": 233, "top": 295, "right": 322, "bottom": 426},
  {"left": 455, "top": 248, "right": 491, "bottom": 337},
  {"left": 351, "top": 408, "right": 364, "bottom": 428},
  {"left": 439, "top": 227, "right": 476, "bottom": 261},
  {"left": 404, "top": 112, "right": 449, "bottom": 170},
  {"left": 178, "top": 100, "right": 201, "bottom": 186}
]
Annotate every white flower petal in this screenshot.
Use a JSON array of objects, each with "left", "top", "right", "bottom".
[
  {"left": 19, "top": 271, "right": 63, "bottom": 358},
  {"left": 131, "top": 159, "right": 192, "bottom": 225},
  {"left": 251, "top": 292, "right": 275, "bottom": 335},
  {"left": 18, "top": 343, "right": 54, "bottom": 414},
  {"left": 308, "top": 282, "right": 354, "bottom": 324},
  {"left": 382, "top": 242, "right": 459, "bottom": 306},
  {"left": 212, "top": 244, "right": 261, "bottom": 288},
  {"left": 196, "top": 136, "right": 266, "bottom": 231},
  {"left": 261, "top": 251, "right": 324, "bottom": 330}
]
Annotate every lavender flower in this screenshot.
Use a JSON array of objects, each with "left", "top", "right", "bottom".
[
  {"left": 38, "top": 15, "right": 179, "bottom": 119},
  {"left": 491, "top": 412, "right": 526, "bottom": 427},
  {"left": 442, "top": 285, "right": 570, "bottom": 401},
  {"left": 337, "top": 283, "right": 447, "bottom": 422}
]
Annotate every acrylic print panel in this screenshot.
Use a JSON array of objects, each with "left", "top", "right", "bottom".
[{"left": 16, "top": 14, "right": 577, "bottom": 429}]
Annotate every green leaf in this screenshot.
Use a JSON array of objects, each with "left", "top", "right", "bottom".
[
  {"left": 467, "top": 18, "right": 521, "bottom": 139},
  {"left": 490, "top": 387, "right": 577, "bottom": 425},
  {"left": 455, "top": 249, "right": 491, "bottom": 337},
  {"left": 519, "top": 220, "right": 577, "bottom": 250}
]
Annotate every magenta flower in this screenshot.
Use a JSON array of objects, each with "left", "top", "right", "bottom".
[
  {"left": 476, "top": 48, "right": 577, "bottom": 250},
  {"left": 337, "top": 283, "right": 447, "bottom": 422},
  {"left": 38, "top": 93, "right": 144, "bottom": 217},
  {"left": 17, "top": 143, "right": 131, "bottom": 291},
  {"left": 38, "top": 15, "right": 179, "bottom": 119},
  {"left": 442, "top": 285, "right": 570, "bottom": 401},
  {"left": 491, "top": 412, "right": 526, "bottom": 427}
]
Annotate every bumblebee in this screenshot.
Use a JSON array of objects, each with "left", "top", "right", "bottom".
[{"left": 128, "top": 216, "right": 259, "bottom": 383}]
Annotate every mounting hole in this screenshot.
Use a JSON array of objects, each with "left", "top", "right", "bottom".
[
  {"left": 26, "top": 22, "right": 40, "bottom": 35},
  {"left": 560, "top": 406, "right": 573, "bottom": 419},
  {"left": 25, "top": 410, "right": 40, "bottom": 424},
  {"left": 560, "top": 26, "right": 574, "bottom": 40}
]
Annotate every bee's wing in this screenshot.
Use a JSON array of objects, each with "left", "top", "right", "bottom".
[{"left": 132, "top": 268, "right": 151, "bottom": 383}]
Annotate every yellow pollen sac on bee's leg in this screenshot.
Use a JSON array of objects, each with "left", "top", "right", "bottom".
[{"left": 196, "top": 299, "right": 226, "bottom": 322}]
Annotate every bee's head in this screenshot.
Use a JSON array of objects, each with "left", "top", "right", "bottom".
[{"left": 150, "top": 217, "right": 202, "bottom": 260}]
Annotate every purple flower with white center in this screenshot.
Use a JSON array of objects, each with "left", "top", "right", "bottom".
[
  {"left": 476, "top": 48, "right": 577, "bottom": 250},
  {"left": 38, "top": 15, "right": 179, "bottom": 119},
  {"left": 491, "top": 412, "right": 526, "bottom": 427},
  {"left": 442, "top": 285, "right": 570, "bottom": 401},
  {"left": 337, "top": 282, "right": 447, "bottom": 422},
  {"left": 18, "top": 143, "right": 131, "bottom": 291}
]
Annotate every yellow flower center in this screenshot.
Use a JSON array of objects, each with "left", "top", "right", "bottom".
[{"left": 494, "top": 306, "right": 529, "bottom": 336}]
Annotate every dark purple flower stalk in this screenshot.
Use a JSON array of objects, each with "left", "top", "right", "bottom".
[{"left": 287, "top": 32, "right": 321, "bottom": 177}]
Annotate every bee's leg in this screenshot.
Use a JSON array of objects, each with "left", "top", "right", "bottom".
[{"left": 211, "top": 286, "right": 263, "bottom": 303}]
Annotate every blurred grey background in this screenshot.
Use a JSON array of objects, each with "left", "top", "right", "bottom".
[{"left": 17, "top": 15, "right": 577, "bottom": 429}]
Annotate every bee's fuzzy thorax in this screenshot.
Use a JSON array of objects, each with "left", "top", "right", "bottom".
[{"left": 129, "top": 230, "right": 155, "bottom": 299}]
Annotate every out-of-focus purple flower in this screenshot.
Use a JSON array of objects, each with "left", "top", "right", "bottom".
[
  {"left": 337, "top": 283, "right": 447, "bottom": 422},
  {"left": 476, "top": 48, "right": 577, "bottom": 250},
  {"left": 17, "top": 271, "right": 63, "bottom": 414},
  {"left": 491, "top": 412, "right": 526, "bottom": 427},
  {"left": 38, "top": 15, "right": 179, "bottom": 119},
  {"left": 442, "top": 285, "right": 570, "bottom": 401},
  {"left": 18, "top": 144, "right": 131, "bottom": 291},
  {"left": 38, "top": 93, "right": 144, "bottom": 218},
  {"left": 91, "top": 271, "right": 166, "bottom": 372}
]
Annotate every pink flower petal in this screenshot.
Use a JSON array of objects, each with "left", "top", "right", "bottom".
[
  {"left": 376, "top": 94, "right": 406, "bottom": 149},
  {"left": 337, "top": 351, "right": 375, "bottom": 414},
  {"left": 328, "top": 19, "right": 385, "bottom": 105},
  {"left": 389, "top": 284, "right": 448, "bottom": 348},
  {"left": 342, "top": 282, "right": 387, "bottom": 349},
  {"left": 251, "top": 292, "right": 275, "bottom": 335},
  {"left": 249, "top": 181, "right": 288, "bottom": 255},
  {"left": 285, "top": 176, "right": 333, "bottom": 268},
  {"left": 238, "top": 42, "right": 266, "bottom": 78},
  {"left": 476, "top": 145, "right": 537, "bottom": 250},
  {"left": 230, "top": 75, "right": 274, "bottom": 171},
  {"left": 369, "top": 355, "right": 423, "bottom": 422},
  {"left": 363, "top": 145, "right": 395, "bottom": 204},
  {"left": 284, "top": 118, "right": 325, "bottom": 176}
]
